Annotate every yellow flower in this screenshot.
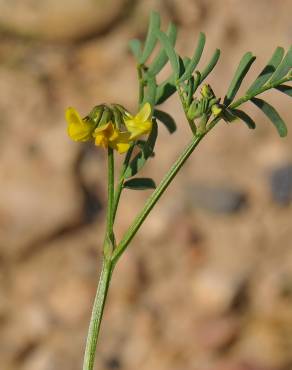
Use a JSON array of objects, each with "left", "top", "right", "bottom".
[
  {"left": 66, "top": 107, "right": 94, "bottom": 142},
  {"left": 93, "top": 122, "right": 131, "bottom": 154},
  {"left": 124, "top": 103, "right": 153, "bottom": 140}
]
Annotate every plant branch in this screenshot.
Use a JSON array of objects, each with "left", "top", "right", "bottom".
[{"left": 111, "top": 131, "right": 207, "bottom": 265}]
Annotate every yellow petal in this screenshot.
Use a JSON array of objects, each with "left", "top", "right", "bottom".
[
  {"left": 65, "top": 107, "right": 83, "bottom": 125},
  {"left": 111, "top": 141, "right": 131, "bottom": 154},
  {"left": 93, "top": 122, "right": 112, "bottom": 135},
  {"left": 127, "top": 120, "right": 153, "bottom": 139},
  {"left": 66, "top": 107, "right": 93, "bottom": 142},
  {"left": 135, "top": 102, "right": 152, "bottom": 122},
  {"left": 67, "top": 123, "right": 91, "bottom": 141},
  {"left": 109, "top": 131, "right": 131, "bottom": 154},
  {"left": 94, "top": 132, "right": 108, "bottom": 148}
]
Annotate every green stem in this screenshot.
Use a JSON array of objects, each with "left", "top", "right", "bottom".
[
  {"left": 111, "top": 132, "right": 206, "bottom": 265},
  {"left": 106, "top": 148, "right": 115, "bottom": 238},
  {"left": 137, "top": 65, "right": 144, "bottom": 105},
  {"left": 82, "top": 259, "right": 113, "bottom": 370},
  {"left": 112, "top": 144, "right": 135, "bottom": 222}
]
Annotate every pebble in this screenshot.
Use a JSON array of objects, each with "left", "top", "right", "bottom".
[
  {"left": 187, "top": 184, "right": 247, "bottom": 214},
  {"left": 269, "top": 163, "right": 292, "bottom": 205},
  {"left": 0, "top": 0, "right": 129, "bottom": 41}
]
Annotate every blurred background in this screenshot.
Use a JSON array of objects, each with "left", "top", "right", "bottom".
[{"left": 0, "top": 1, "right": 292, "bottom": 370}]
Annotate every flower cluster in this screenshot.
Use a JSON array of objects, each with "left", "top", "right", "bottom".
[
  {"left": 65, "top": 103, "right": 153, "bottom": 154},
  {"left": 187, "top": 84, "right": 222, "bottom": 121}
]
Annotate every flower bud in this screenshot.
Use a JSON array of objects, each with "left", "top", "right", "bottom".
[
  {"left": 98, "top": 106, "right": 113, "bottom": 127},
  {"left": 87, "top": 105, "right": 105, "bottom": 125},
  {"left": 211, "top": 104, "right": 222, "bottom": 117},
  {"left": 201, "top": 84, "right": 215, "bottom": 99},
  {"left": 187, "top": 99, "right": 202, "bottom": 120}
]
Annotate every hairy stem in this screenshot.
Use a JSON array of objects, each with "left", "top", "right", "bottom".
[{"left": 82, "top": 260, "right": 113, "bottom": 370}]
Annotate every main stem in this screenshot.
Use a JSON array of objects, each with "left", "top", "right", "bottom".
[
  {"left": 82, "top": 260, "right": 112, "bottom": 370},
  {"left": 82, "top": 148, "right": 115, "bottom": 370}
]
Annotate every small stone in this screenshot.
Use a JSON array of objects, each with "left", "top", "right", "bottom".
[
  {"left": 196, "top": 316, "right": 239, "bottom": 350},
  {"left": 0, "top": 0, "right": 130, "bottom": 41},
  {"left": 192, "top": 269, "right": 245, "bottom": 316},
  {"left": 269, "top": 163, "right": 292, "bottom": 205},
  {"left": 104, "top": 356, "right": 121, "bottom": 369},
  {"left": 187, "top": 184, "right": 247, "bottom": 214}
]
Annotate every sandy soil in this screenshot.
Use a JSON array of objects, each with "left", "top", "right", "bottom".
[{"left": 0, "top": 1, "right": 291, "bottom": 369}]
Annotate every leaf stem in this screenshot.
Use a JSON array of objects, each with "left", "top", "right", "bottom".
[{"left": 230, "top": 75, "right": 292, "bottom": 109}]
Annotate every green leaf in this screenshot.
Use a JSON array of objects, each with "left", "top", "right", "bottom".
[
  {"left": 251, "top": 97, "right": 287, "bottom": 137},
  {"left": 179, "top": 32, "right": 206, "bottom": 82},
  {"left": 269, "top": 45, "right": 292, "bottom": 83},
  {"left": 140, "top": 11, "right": 161, "bottom": 64},
  {"left": 142, "top": 76, "right": 157, "bottom": 107},
  {"left": 275, "top": 84, "right": 292, "bottom": 97},
  {"left": 153, "top": 109, "right": 177, "bottom": 133},
  {"left": 124, "top": 120, "right": 158, "bottom": 178},
  {"left": 200, "top": 48, "right": 221, "bottom": 82},
  {"left": 148, "top": 22, "right": 177, "bottom": 76},
  {"left": 155, "top": 74, "right": 176, "bottom": 105},
  {"left": 225, "top": 52, "right": 256, "bottom": 105},
  {"left": 129, "top": 39, "right": 142, "bottom": 60},
  {"left": 123, "top": 177, "right": 156, "bottom": 190},
  {"left": 156, "top": 29, "right": 180, "bottom": 78},
  {"left": 222, "top": 108, "right": 238, "bottom": 123},
  {"left": 246, "top": 47, "right": 284, "bottom": 94},
  {"left": 231, "top": 108, "right": 256, "bottom": 129}
]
